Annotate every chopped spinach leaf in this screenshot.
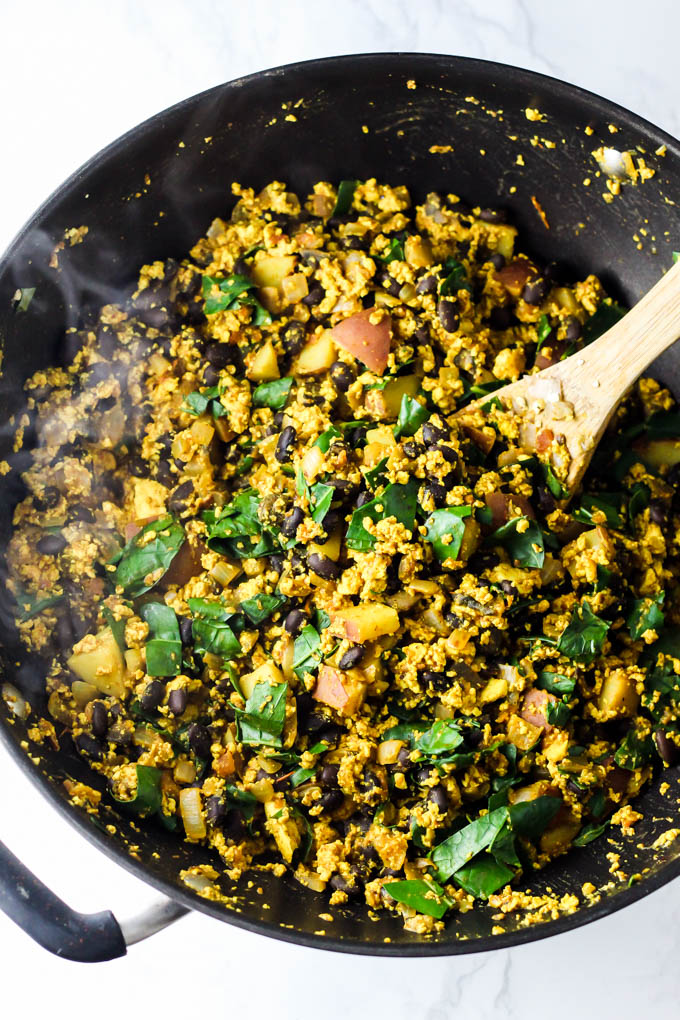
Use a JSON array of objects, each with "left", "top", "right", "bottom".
[
  {"left": 290, "top": 767, "right": 316, "bottom": 787},
  {"left": 112, "top": 764, "right": 162, "bottom": 817},
  {"left": 536, "top": 314, "right": 553, "bottom": 349},
  {"left": 252, "top": 376, "right": 294, "bottom": 411},
  {"left": 573, "top": 819, "right": 610, "bottom": 846},
  {"left": 141, "top": 603, "right": 182, "bottom": 677},
  {"left": 240, "top": 592, "right": 288, "bottom": 626},
  {"left": 546, "top": 700, "right": 571, "bottom": 727},
  {"left": 573, "top": 492, "right": 623, "bottom": 529},
  {"left": 491, "top": 516, "right": 545, "bottom": 569},
  {"left": 582, "top": 299, "right": 626, "bottom": 345},
  {"left": 627, "top": 593, "right": 665, "bottom": 641},
  {"left": 183, "top": 385, "right": 229, "bottom": 418},
  {"left": 439, "top": 257, "right": 471, "bottom": 296},
  {"left": 628, "top": 481, "right": 650, "bottom": 525},
  {"left": 188, "top": 598, "right": 241, "bottom": 659},
  {"left": 13, "top": 287, "right": 36, "bottom": 313},
  {"left": 379, "top": 237, "right": 405, "bottom": 263},
  {"left": 333, "top": 179, "right": 359, "bottom": 216},
  {"left": 424, "top": 506, "right": 472, "bottom": 563},
  {"left": 509, "top": 796, "right": 562, "bottom": 839},
  {"left": 432, "top": 807, "right": 508, "bottom": 881},
  {"left": 393, "top": 394, "right": 429, "bottom": 439},
  {"left": 293, "top": 624, "right": 323, "bottom": 679},
  {"left": 236, "top": 677, "right": 288, "bottom": 747},
  {"left": 102, "top": 607, "right": 127, "bottom": 653},
  {"left": 112, "top": 516, "right": 184, "bottom": 597},
  {"left": 204, "top": 490, "right": 277, "bottom": 559},
  {"left": 536, "top": 671, "right": 576, "bottom": 697},
  {"left": 346, "top": 478, "right": 419, "bottom": 551},
  {"left": 14, "top": 590, "right": 63, "bottom": 621},
  {"left": 614, "top": 727, "right": 655, "bottom": 770},
  {"left": 452, "top": 854, "right": 515, "bottom": 899},
  {"left": 202, "top": 273, "right": 271, "bottom": 324},
  {"left": 383, "top": 878, "right": 452, "bottom": 919},
  {"left": 558, "top": 601, "right": 610, "bottom": 664},
  {"left": 543, "top": 463, "right": 569, "bottom": 500},
  {"left": 364, "top": 457, "right": 388, "bottom": 490},
  {"left": 414, "top": 720, "right": 464, "bottom": 756}
]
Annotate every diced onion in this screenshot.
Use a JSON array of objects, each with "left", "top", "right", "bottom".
[
  {"left": 2, "top": 683, "right": 27, "bottom": 719},
  {"left": 179, "top": 787, "right": 207, "bottom": 840}
]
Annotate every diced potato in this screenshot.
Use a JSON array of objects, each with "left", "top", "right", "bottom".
[
  {"left": 598, "top": 668, "right": 640, "bottom": 718},
  {"left": 70, "top": 681, "right": 98, "bottom": 709},
  {"left": 240, "top": 660, "right": 284, "bottom": 701},
  {"left": 280, "top": 273, "right": 309, "bottom": 305},
  {"left": 67, "top": 627, "right": 126, "bottom": 698},
  {"left": 506, "top": 712, "right": 543, "bottom": 751},
  {"left": 124, "top": 648, "right": 143, "bottom": 675},
  {"left": 377, "top": 739, "right": 405, "bottom": 764},
  {"left": 363, "top": 424, "right": 397, "bottom": 467},
  {"left": 246, "top": 340, "right": 279, "bottom": 382},
  {"left": 251, "top": 255, "right": 297, "bottom": 289},
  {"left": 302, "top": 444, "right": 324, "bottom": 482},
  {"left": 458, "top": 517, "right": 481, "bottom": 562},
  {"left": 543, "top": 729, "right": 570, "bottom": 762},
  {"left": 364, "top": 375, "right": 420, "bottom": 419},
  {"left": 521, "top": 688, "right": 556, "bottom": 731},
  {"left": 313, "top": 665, "right": 367, "bottom": 716},
  {"left": 540, "top": 815, "right": 580, "bottom": 855},
  {"left": 214, "top": 747, "right": 242, "bottom": 778},
  {"left": 479, "top": 675, "right": 508, "bottom": 705},
  {"left": 309, "top": 529, "right": 342, "bottom": 562},
  {"left": 633, "top": 437, "right": 680, "bottom": 468},
  {"left": 404, "top": 235, "right": 433, "bottom": 268},
  {"left": 132, "top": 478, "right": 167, "bottom": 521},
  {"left": 495, "top": 257, "right": 534, "bottom": 296},
  {"left": 265, "top": 794, "right": 301, "bottom": 862},
  {"left": 330, "top": 604, "right": 400, "bottom": 643},
  {"left": 483, "top": 222, "right": 517, "bottom": 260},
  {"left": 293, "top": 331, "right": 337, "bottom": 375},
  {"left": 331, "top": 309, "right": 392, "bottom": 374}
]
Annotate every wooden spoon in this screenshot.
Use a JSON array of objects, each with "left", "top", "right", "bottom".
[{"left": 456, "top": 260, "right": 680, "bottom": 494}]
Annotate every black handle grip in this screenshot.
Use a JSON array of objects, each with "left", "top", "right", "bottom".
[{"left": 0, "top": 837, "right": 126, "bottom": 962}]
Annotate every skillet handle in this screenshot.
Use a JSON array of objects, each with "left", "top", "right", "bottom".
[{"left": 0, "top": 836, "right": 188, "bottom": 961}]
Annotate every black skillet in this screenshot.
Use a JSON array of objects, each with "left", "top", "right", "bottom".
[{"left": 1, "top": 53, "right": 679, "bottom": 962}]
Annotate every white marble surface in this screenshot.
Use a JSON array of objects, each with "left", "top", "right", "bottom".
[{"left": 1, "top": 0, "right": 680, "bottom": 1015}]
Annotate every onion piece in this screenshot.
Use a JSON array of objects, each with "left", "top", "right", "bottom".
[
  {"left": 2, "top": 683, "right": 27, "bottom": 719},
  {"left": 179, "top": 787, "right": 207, "bottom": 840}
]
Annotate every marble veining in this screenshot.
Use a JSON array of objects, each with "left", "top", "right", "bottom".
[{"left": 1, "top": 0, "right": 679, "bottom": 1016}]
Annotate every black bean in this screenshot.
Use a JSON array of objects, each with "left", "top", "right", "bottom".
[
  {"left": 338, "top": 644, "right": 366, "bottom": 669},
  {"left": 330, "top": 361, "right": 356, "bottom": 392},
  {"left": 302, "top": 284, "right": 325, "bottom": 307},
  {"left": 424, "top": 480, "right": 447, "bottom": 507},
  {"left": 437, "top": 299, "right": 459, "bottom": 333},
  {"left": 168, "top": 688, "right": 187, "bottom": 716},
  {"left": 488, "top": 252, "right": 506, "bottom": 270},
  {"left": 179, "top": 617, "right": 193, "bottom": 645},
  {"left": 308, "top": 552, "right": 341, "bottom": 580},
  {"left": 91, "top": 701, "right": 108, "bottom": 738},
  {"left": 329, "top": 873, "right": 363, "bottom": 899},
  {"left": 56, "top": 612, "right": 74, "bottom": 653},
  {"left": 76, "top": 733, "right": 103, "bottom": 759},
  {"left": 42, "top": 485, "right": 61, "bottom": 509},
  {"left": 70, "top": 504, "right": 95, "bottom": 523},
  {"left": 428, "top": 784, "right": 449, "bottom": 812},
  {"left": 273, "top": 411, "right": 284, "bottom": 428},
  {"left": 204, "top": 364, "right": 220, "bottom": 387},
  {"left": 97, "top": 394, "right": 117, "bottom": 412},
  {"left": 281, "top": 321, "right": 307, "bottom": 356},
  {"left": 188, "top": 722, "right": 211, "bottom": 760},
  {"left": 377, "top": 270, "right": 401, "bottom": 297},
  {"left": 141, "top": 680, "right": 165, "bottom": 712},
  {"left": 205, "top": 342, "right": 231, "bottom": 370},
  {"left": 269, "top": 554, "right": 284, "bottom": 574},
  {"left": 500, "top": 579, "right": 518, "bottom": 596},
  {"left": 421, "top": 669, "right": 448, "bottom": 690},
  {"left": 281, "top": 507, "right": 303, "bottom": 538},
  {"left": 416, "top": 766, "right": 436, "bottom": 785},
  {"left": 168, "top": 480, "right": 193, "bottom": 514},
  {"left": 422, "top": 421, "right": 449, "bottom": 447},
  {"left": 275, "top": 425, "right": 296, "bottom": 462},
  {"left": 655, "top": 729, "right": 679, "bottom": 765},
  {"left": 402, "top": 440, "right": 424, "bottom": 459},
  {"left": 564, "top": 316, "right": 582, "bottom": 341},
  {"left": 536, "top": 486, "right": 557, "bottom": 514},
  {"left": 206, "top": 795, "right": 226, "bottom": 824},
  {"left": 478, "top": 208, "right": 507, "bottom": 223},
  {"left": 37, "top": 533, "right": 66, "bottom": 556},
  {"left": 284, "top": 609, "right": 305, "bottom": 635},
  {"left": 319, "top": 764, "right": 340, "bottom": 787},
  {"left": 489, "top": 305, "right": 514, "bottom": 330},
  {"left": 522, "top": 277, "right": 548, "bottom": 305},
  {"left": 319, "top": 789, "right": 344, "bottom": 813},
  {"left": 466, "top": 727, "right": 483, "bottom": 748},
  {"left": 413, "top": 323, "right": 430, "bottom": 344},
  {"left": 648, "top": 501, "right": 666, "bottom": 524},
  {"left": 415, "top": 274, "right": 438, "bottom": 295},
  {"left": 436, "top": 443, "right": 457, "bottom": 464}
]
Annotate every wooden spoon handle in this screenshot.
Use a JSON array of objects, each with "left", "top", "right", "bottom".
[{"left": 577, "top": 260, "right": 680, "bottom": 402}]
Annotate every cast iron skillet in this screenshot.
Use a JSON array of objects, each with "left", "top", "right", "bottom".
[{"left": 1, "top": 53, "right": 679, "bottom": 962}]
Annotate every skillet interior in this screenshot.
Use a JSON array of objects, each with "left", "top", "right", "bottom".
[{"left": 1, "top": 53, "right": 680, "bottom": 955}]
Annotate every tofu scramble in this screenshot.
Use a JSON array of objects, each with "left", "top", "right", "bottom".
[{"left": 8, "top": 178, "right": 680, "bottom": 931}]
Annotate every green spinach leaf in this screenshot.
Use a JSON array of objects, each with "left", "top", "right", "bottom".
[
  {"left": 415, "top": 720, "right": 464, "bottom": 756},
  {"left": 346, "top": 479, "right": 419, "bottom": 551},
  {"left": 424, "top": 506, "right": 472, "bottom": 562},
  {"left": 112, "top": 764, "right": 162, "bottom": 817},
  {"left": 141, "top": 603, "right": 182, "bottom": 677},
  {"left": 558, "top": 601, "right": 610, "bottom": 664},
  {"left": 383, "top": 878, "right": 451, "bottom": 919},
  {"left": 432, "top": 807, "right": 508, "bottom": 881},
  {"left": 236, "top": 677, "right": 288, "bottom": 747},
  {"left": 333, "top": 180, "right": 359, "bottom": 216},
  {"left": 452, "top": 854, "right": 515, "bottom": 899},
  {"left": 293, "top": 624, "right": 323, "bottom": 679},
  {"left": 188, "top": 598, "right": 241, "bottom": 659},
  {"left": 627, "top": 593, "right": 665, "bottom": 641},
  {"left": 491, "top": 517, "right": 545, "bottom": 569},
  {"left": 394, "top": 394, "right": 429, "bottom": 439},
  {"left": 582, "top": 299, "right": 626, "bottom": 345},
  {"left": 240, "top": 592, "right": 288, "bottom": 626},
  {"left": 252, "top": 377, "right": 294, "bottom": 411},
  {"left": 112, "top": 516, "right": 184, "bottom": 597},
  {"left": 202, "top": 273, "right": 271, "bottom": 324}
]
